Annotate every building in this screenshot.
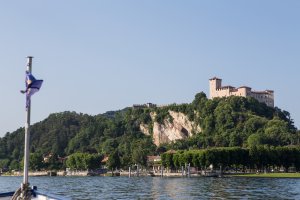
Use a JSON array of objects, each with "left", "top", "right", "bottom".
[
  {"left": 209, "top": 77, "right": 274, "bottom": 107},
  {"left": 147, "top": 155, "right": 161, "bottom": 172},
  {"left": 133, "top": 103, "right": 157, "bottom": 109}
]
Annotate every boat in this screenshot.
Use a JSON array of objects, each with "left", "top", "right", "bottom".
[
  {"left": 0, "top": 186, "right": 70, "bottom": 200},
  {"left": 0, "top": 57, "right": 67, "bottom": 200}
]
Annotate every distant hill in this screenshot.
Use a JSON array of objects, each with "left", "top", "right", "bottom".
[
  {"left": 0, "top": 92, "right": 299, "bottom": 171},
  {"left": 135, "top": 92, "right": 298, "bottom": 149}
]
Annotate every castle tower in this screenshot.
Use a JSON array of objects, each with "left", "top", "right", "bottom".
[{"left": 209, "top": 77, "right": 222, "bottom": 99}]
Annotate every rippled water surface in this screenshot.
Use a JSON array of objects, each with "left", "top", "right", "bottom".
[{"left": 1, "top": 176, "right": 300, "bottom": 199}]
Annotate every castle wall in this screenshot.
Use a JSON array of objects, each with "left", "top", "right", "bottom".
[
  {"left": 250, "top": 91, "right": 274, "bottom": 107},
  {"left": 230, "top": 87, "right": 252, "bottom": 97},
  {"left": 209, "top": 77, "right": 274, "bottom": 107},
  {"left": 215, "top": 88, "right": 231, "bottom": 97}
]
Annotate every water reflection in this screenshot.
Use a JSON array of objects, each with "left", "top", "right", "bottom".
[{"left": 1, "top": 176, "right": 300, "bottom": 199}]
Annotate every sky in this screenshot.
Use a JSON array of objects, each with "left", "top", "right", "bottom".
[{"left": 0, "top": 0, "right": 299, "bottom": 137}]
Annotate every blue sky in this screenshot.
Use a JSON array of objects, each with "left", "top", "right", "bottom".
[{"left": 0, "top": 1, "right": 299, "bottom": 137}]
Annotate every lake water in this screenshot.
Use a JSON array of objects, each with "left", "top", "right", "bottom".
[{"left": 1, "top": 176, "right": 300, "bottom": 199}]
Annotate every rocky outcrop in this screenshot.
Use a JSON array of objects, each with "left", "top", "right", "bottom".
[
  {"left": 140, "top": 123, "right": 150, "bottom": 136},
  {"left": 140, "top": 111, "right": 201, "bottom": 146}
]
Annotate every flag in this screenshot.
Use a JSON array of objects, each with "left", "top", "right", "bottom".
[{"left": 21, "top": 71, "right": 43, "bottom": 109}]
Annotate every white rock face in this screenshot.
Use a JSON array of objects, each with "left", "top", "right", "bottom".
[
  {"left": 140, "top": 111, "right": 201, "bottom": 146},
  {"left": 140, "top": 123, "right": 150, "bottom": 135}
]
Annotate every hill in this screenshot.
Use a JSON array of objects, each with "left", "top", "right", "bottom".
[{"left": 0, "top": 92, "right": 299, "bottom": 171}]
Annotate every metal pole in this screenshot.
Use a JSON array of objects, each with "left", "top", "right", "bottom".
[
  {"left": 23, "top": 56, "right": 33, "bottom": 187},
  {"left": 129, "top": 167, "right": 131, "bottom": 178},
  {"left": 188, "top": 163, "right": 190, "bottom": 178}
]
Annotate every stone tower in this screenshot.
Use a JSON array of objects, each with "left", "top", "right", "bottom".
[{"left": 209, "top": 77, "right": 222, "bottom": 99}]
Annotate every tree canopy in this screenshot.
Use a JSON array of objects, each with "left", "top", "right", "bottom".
[{"left": 0, "top": 92, "right": 299, "bottom": 171}]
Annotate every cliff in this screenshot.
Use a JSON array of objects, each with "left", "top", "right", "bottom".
[{"left": 140, "top": 111, "right": 201, "bottom": 146}]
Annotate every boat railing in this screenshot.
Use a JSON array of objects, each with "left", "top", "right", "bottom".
[
  {"left": 0, "top": 191, "right": 15, "bottom": 198},
  {"left": 32, "top": 186, "right": 71, "bottom": 200},
  {"left": 0, "top": 186, "right": 70, "bottom": 200}
]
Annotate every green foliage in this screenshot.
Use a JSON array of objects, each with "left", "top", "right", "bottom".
[
  {"left": 9, "top": 160, "right": 20, "bottom": 171},
  {"left": 29, "top": 153, "right": 44, "bottom": 171},
  {"left": 0, "top": 109, "right": 157, "bottom": 170},
  {"left": 155, "top": 107, "right": 172, "bottom": 124},
  {"left": 0, "top": 91, "right": 299, "bottom": 172},
  {"left": 168, "top": 92, "right": 298, "bottom": 149},
  {"left": 161, "top": 146, "right": 300, "bottom": 171},
  {"left": 107, "top": 150, "right": 121, "bottom": 170},
  {"left": 99, "top": 139, "right": 118, "bottom": 155},
  {"left": 131, "top": 138, "right": 155, "bottom": 166},
  {"left": 247, "top": 133, "right": 265, "bottom": 147},
  {"left": 0, "top": 159, "right": 10, "bottom": 170},
  {"left": 66, "top": 152, "right": 102, "bottom": 170},
  {"left": 46, "top": 153, "right": 63, "bottom": 170},
  {"left": 161, "top": 152, "right": 173, "bottom": 168}
]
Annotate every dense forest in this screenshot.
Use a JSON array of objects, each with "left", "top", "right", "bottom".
[{"left": 0, "top": 92, "right": 299, "bottom": 171}]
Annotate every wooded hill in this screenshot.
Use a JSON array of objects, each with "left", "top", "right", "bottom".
[{"left": 0, "top": 92, "right": 299, "bottom": 170}]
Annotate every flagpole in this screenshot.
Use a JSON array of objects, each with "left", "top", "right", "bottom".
[{"left": 22, "top": 56, "right": 33, "bottom": 194}]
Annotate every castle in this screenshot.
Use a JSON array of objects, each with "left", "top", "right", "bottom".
[{"left": 209, "top": 77, "right": 274, "bottom": 107}]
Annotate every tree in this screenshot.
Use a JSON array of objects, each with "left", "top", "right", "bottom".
[
  {"left": 0, "top": 159, "right": 10, "bottom": 171},
  {"left": 29, "top": 153, "right": 44, "bottom": 171},
  {"left": 85, "top": 154, "right": 103, "bottom": 170},
  {"left": 247, "top": 134, "right": 265, "bottom": 148},
  {"left": 192, "top": 92, "right": 207, "bottom": 114},
  {"left": 132, "top": 147, "right": 147, "bottom": 167},
  {"left": 66, "top": 154, "right": 77, "bottom": 170},
  {"left": 9, "top": 160, "right": 20, "bottom": 171},
  {"left": 130, "top": 137, "right": 156, "bottom": 167},
  {"left": 47, "top": 153, "right": 61, "bottom": 170},
  {"left": 0, "top": 92, "right": 299, "bottom": 172},
  {"left": 100, "top": 139, "right": 118, "bottom": 155},
  {"left": 107, "top": 150, "right": 120, "bottom": 171},
  {"left": 243, "top": 116, "right": 267, "bottom": 136},
  {"left": 161, "top": 153, "right": 174, "bottom": 169},
  {"left": 66, "top": 152, "right": 103, "bottom": 170},
  {"left": 265, "top": 119, "right": 291, "bottom": 146}
]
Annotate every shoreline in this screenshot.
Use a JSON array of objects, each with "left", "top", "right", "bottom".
[
  {"left": 229, "top": 172, "right": 300, "bottom": 178},
  {"left": 2, "top": 171, "right": 300, "bottom": 178}
]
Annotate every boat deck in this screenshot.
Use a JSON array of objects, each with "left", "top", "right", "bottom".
[
  {"left": 0, "top": 191, "right": 67, "bottom": 200},
  {"left": 0, "top": 195, "right": 63, "bottom": 200},
  {"left": 0, "top": 197, "right": 11, "bottom": 200}
]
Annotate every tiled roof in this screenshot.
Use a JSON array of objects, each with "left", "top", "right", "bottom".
[
  {"left": 252, "top": 90, "right": 273, "bottom": 94},
  {"left": 239, "top": 86, "right": 252, "bottom": 89},
  {"left": 221, "top": 85, "right": 235, "bottom": 89}
]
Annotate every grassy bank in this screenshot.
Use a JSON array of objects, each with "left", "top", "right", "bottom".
[{"left": 230, "top": 173, "right": 300, "bottom": 178}]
